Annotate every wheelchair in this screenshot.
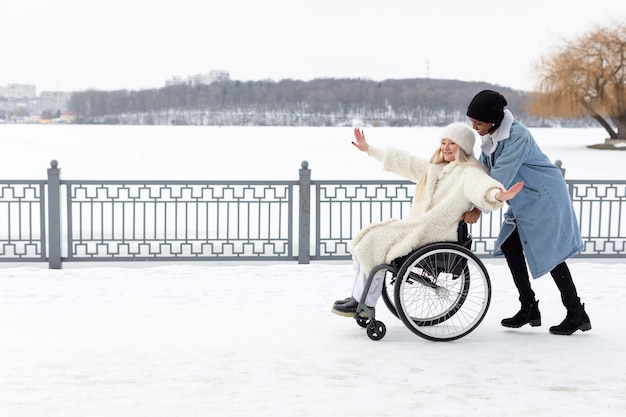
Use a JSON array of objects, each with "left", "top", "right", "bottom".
[{"left": 353, "top": 221, "right": 492, "bottom": 342}]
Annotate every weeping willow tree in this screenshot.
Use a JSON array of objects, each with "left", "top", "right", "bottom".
[{"left": 528, "top": 21, "right": 626, "bottom": 147}]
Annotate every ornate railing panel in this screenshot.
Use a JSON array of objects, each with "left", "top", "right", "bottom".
[
  {"left": 64, "top": 180, "right": 295, "bottom": 261},
  {"left": 312, "top": 179, "right": 626, "bottom": 260},
  {"left": 568, "top": 180, "right": 625, "bottom": 257},
  {"left": 0, "top": 181, "right": 46, "bottom": 261}
]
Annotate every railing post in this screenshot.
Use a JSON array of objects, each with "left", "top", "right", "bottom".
[
  {"left": 47, "top": 160, "right": 62, "bottom": 269},
  {"left": 554, "top": 159, "right": 574, "bottom": 199},
  {"left": 554, "top": 159, "right": 566, "bottom": 177},
  {"left": 298, "top": 160, "right": 311, "bottom": 264}
]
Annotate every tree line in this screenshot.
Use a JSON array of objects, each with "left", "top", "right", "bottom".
[{"left": 68, "top": 78, "right": 577, "bottom": 127}]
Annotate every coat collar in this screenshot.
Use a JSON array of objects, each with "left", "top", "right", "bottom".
[
  {"left": 427, "top": 160, "right": 458, "bottom": 181},
  {"left": 438, "top": 160, "right": 458, "bottom": 179},
  {"left": 417, "top": 161, "right": 459, "bottom": 212},
  {"left": 481, "top": 110, "right": 515, "bottom": 155}
]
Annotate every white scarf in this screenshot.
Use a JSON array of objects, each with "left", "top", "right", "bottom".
[{"left": 480, "top": 109, "right": 515, "bottom": 155}]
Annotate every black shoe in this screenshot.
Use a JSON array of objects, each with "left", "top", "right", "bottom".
[
  {"left": 333, "top": 296, "right": 355, "bottom": 306},
  {"left": 549, "top": 303, "right": 592, "bottom": 335},
  {"left": 501, "top": 300, "right": 542, "bottom": 328},
  {"left": 331, "top": 298, "right": 375, "bottom": 318}
]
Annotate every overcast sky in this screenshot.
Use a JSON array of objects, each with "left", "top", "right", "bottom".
[{"left": 2, "top": 0, "right": 623, "bottom": 93}]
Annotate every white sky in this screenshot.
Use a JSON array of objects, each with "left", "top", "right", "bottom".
[{"left": 2, "top": 0, "right": 624, "bottom": 93}]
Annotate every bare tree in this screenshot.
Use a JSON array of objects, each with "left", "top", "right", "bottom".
[{"left": 528, "top": 20, "right": 626, "bottom": 144}]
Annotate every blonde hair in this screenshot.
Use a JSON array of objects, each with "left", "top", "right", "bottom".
[{"left": 414, "top": 144, "right": 486, "bottom": 201}]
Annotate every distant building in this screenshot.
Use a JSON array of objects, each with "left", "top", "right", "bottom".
[
  {"left": 37, "top": 91, "right": 71, "bottom": 113},
  {"left": 165, "top": 76, "right": 186, "bottom": 87},
  {"left": 0, "top": 83, "right": 37, "bottom": 114},
  {"left": 165, "top": 70, "right": 230, "bottom": 87},
  {"left": 0, "top": 83, "right": 36, "bottom": 99},
  {"left": 60, "top": 111, "right": 77, "bottom": 123}
]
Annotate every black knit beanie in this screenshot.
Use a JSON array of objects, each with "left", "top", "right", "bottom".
[{"left": 466, "top": 90, "right": 508, "bottom": 128}]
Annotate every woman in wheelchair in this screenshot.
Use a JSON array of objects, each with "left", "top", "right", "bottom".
[{"left": 332, "top": 122, "right": 523, "bottom": 317}]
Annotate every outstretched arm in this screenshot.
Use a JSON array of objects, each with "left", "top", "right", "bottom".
[
  {"left": 352, "top": 128, "right": 370, "bottom": 152},
  {"left": 461, "top": 181, "right": 524, "bottom": 223}
]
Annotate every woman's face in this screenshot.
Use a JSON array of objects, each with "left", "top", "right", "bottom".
[
  {"left": 440, "top": 139, "right": 458, "bottom": 162},
  {"left": 469, "top": 118, "right": 492, "bottom": 136}
]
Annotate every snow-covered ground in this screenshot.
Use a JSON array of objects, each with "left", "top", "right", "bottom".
[
  {"left": 1, "top": 125, "right": 624, "bottom": 416},
  {"left": 0, "top": 260, "right": 624, "bottom": 417}
]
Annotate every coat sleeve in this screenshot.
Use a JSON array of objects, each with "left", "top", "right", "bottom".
[
  {"left": 489, "top": 126, "right": 533, "bottom": 188},
  {"left": 367, "top": 146, "right": 428, "bottom": 181},
  {"left": 462, "top": 166, "right": 505, "bottom": 212}
]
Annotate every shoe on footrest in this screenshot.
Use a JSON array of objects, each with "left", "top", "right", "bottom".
[
  {"left": 333, "top": 296, "right": 355, "bottom": 306},
  {"left": 331, "top": 298, "right": 375, "bottom": 318}
]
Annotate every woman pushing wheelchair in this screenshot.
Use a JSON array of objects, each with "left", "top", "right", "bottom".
[{"left": 332, "top": 122, "right": 523, "bottom": 317}]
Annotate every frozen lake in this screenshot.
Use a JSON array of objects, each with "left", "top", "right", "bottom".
[{"left": 0, "top": 124, "right": 620, "bottom": 181}]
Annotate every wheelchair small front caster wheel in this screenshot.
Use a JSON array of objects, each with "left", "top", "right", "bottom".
[
  {"left": 366, "top": 320, "right": 386, "bottom": 340},
  {"left": 356, "top": 316, "right": 368, "bottom": 328}
]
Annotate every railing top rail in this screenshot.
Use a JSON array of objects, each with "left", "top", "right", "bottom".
[
  {"left": 62, "top": 179, "right": 299, "bottom": 186},
  {"left": 313, "top": 179, "right": 414, "bottom": 185},
  {"left": 565, "top": 179, "right": 626, "bottom": 184},
  {"left": 0, "top": 180, "right": 46, "bottom": 184},
  {"left": 312, "top": 179, "right": 626, "bottom": 185}
]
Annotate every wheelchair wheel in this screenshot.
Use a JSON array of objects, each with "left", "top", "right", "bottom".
[
  {"left": 356, "top": 316, "right": 369, "bottom": 328},
  {"left": 393, "top": 242, "right": 491, "bottom": 341},
  {"left": 366, "top": 320, "right": 386, "bottom": 341}
]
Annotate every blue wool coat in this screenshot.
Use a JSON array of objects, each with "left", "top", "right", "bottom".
[{"left": 481, "top": 121, "right": 583, "bottom": 278}]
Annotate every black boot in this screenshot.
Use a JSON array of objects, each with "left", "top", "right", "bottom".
[
  {"left": 549, "top": 303, "right": 591, "bottom": 335},
  {"left": 501, "top": 300, "right": 541, "bottom": 328}
]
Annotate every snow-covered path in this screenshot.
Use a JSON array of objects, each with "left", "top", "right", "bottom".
[{"left": 1, "top": 260, "right": 623, "bottom": 416}]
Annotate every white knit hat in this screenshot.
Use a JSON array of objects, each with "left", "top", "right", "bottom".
[{"left": 440, "top": 122, "right": 476, "bottom": 155}]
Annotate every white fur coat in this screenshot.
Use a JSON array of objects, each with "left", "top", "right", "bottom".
[{"left": 350, "top": 146, "right": 505, "bottom": 274}]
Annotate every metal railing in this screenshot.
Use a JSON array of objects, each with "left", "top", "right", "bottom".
[
  {"left": 0, "top": 180, "right": 47, "bottom": 261},
  {"left": 63, "top": 179, "right": 296, "bottom": 263},
  {"left": 0, "top": 160, "right": 624, "bottom": 268}
]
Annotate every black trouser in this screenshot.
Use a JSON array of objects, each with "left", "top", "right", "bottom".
[{"left": 500, "top": 228, "right": 580, "bottom": 309}]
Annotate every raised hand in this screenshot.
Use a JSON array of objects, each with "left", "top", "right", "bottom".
[{"left": 352, "top": 127, "right": 370, "bottom": 152}]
